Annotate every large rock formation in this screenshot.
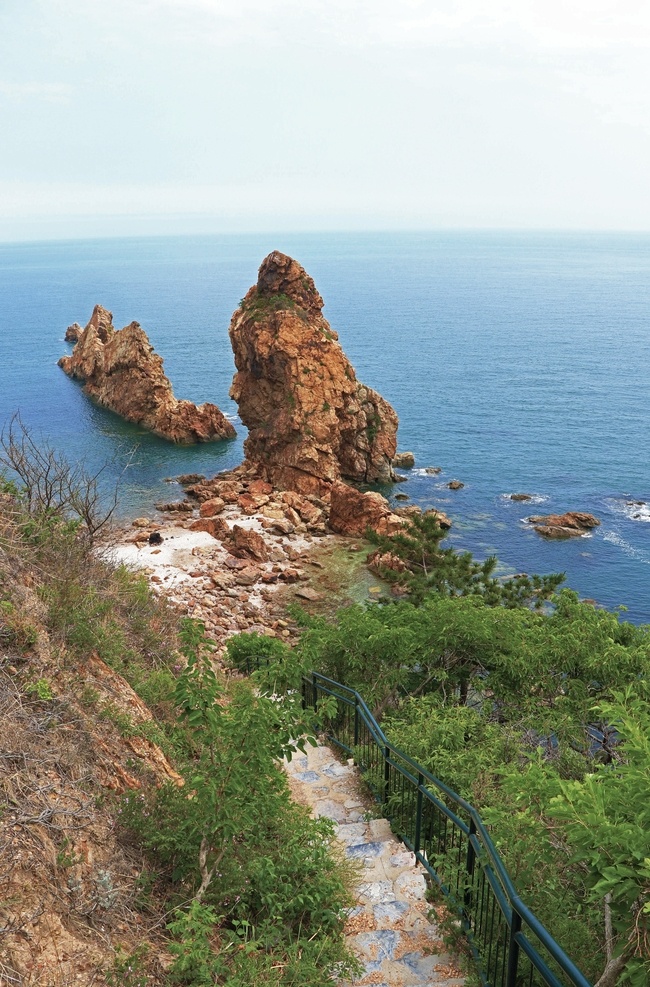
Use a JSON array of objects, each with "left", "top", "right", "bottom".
[
  {"left": 229, "top": 252, "right": 398, "bottom": 495},
  {"left": 59, "top": 305, "right": 236, "bottom": 444}
]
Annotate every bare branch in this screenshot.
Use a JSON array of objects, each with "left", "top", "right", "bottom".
[{"left": 0, "top": 412, "right": 135, "bottom": 542}]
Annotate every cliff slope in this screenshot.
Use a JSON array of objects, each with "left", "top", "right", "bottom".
[
  {"left": 59, "top": 305, "right": 236, "bottom": 444},
  {"left": 229, "top": 252, "right": 398, "bottom": 495}
]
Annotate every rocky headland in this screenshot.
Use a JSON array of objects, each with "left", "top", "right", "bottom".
[
  {"left": 59, "top": 305, "right": 236, "bottom": 444},
  {"left": 229, "top": 251, "right": 398, "bottom": 495}
]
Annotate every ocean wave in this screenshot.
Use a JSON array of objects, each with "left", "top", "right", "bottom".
[
  {"left": 603, "top": 530, "right": 650, "bottom": 564},
  {"left": 607, "top": 498, "right": 650, "bottom": 523},
  {"left": 411, "top": 467, "right": 443, "bottom": 478}
]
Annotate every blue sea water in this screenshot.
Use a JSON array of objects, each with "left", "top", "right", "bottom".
[{"left": 1, "top": 231, "right": 649, "bottom": 621}]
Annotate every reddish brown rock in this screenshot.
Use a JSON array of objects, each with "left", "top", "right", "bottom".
[
  {"left": 280, "top": 490, "right": 324, "bottom": 526},
  {"left": 189, "top": 517, "right": 230, "bottom": 540},
  {"left": 229, "top": 252, "right": 398, "bottom": 495},
  {"left": 230, "top": 525, "right": 270, "bottom": 562},
  {"left": 64, "top": 322, "right": 83, "bottom": 343},
  {"left": 59, "top": 305, "right": 236, "bottom": 444},
  {"left": 155, "top": 500, "right": 194, "bottom": 512},
  {"left": 248, "top": 479, "right": 274, "bottom": 496},
  {"left": 328, "top": 480, "right": 404, "bottom": 537},
  {"left": 238, "top": 492, "right": 270, "bottom": 514},
  {"left": 199, "top": 497, "right": 226, "bottom": 518},
  {"left": 235, "top": 567, "right": 260, "bottom": 586},
  {"left": 526, "top": 511, "right": 601, "bottom": 539},
  {"left": 367, "top": 550, "right": 408, "bottom": 575}
]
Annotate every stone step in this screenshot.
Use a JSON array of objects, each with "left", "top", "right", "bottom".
[{"left": 283, "top": 741, "right": 465, "bottom": 986}]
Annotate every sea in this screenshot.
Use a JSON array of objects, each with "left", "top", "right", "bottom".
[{"left": 1, "top": 231, "right": 649, "bottom": 622}]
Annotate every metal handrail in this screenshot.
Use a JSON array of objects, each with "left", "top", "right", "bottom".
[{"left": 302, "top": 670, "right": 593, "bottom": 987}]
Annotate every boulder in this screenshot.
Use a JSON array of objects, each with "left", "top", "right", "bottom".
[
  {"left": 155, "top": 500, "right": 194, "bottom": 512},
  {"left": 238, "top": 492, "right": 270, "bottom": 514},
  {"left": 64, "top": 322, "right": 83, "bottom": 343},
  {"left": 280, "top": 490, "right": 324, "bottom": 525},
  {"left": 328, "top": 480, "right": 404, "bottom": 537},
  {"left": 189, "top": 517, "right": 230, "bottom": 540},
  {"left": 199, "top": 497, "right": 226, "bottom": 518},
  {"left": 230, "top": 525, "right": 270, "bottom": 562},
  {"left": 294, "top": 587, "right": 321, "bottom": 602},
  {"left": 367, "top": 550, "right": 408, "bottom": 575},
  {"left": 510, "top": 493, "right": 533, "bottom": 502},
  {"left": 229, "top": 252, "right": 398, "bottom": 495},
  {"left": 393, "top": 451, "right": 415, "bottom": 469},
  {"left": 235, "top": 567, "right": 260, "bottom": 586},
  {"left": 447, "top": 480, "right": 464, "bottom": 490},
  {"left": 59, "top": 305, "right": 236, "bottom": 444}
]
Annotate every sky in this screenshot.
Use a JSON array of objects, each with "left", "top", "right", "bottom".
[{"left": 1, "top": 0, "right": 650, "bottom": 239}]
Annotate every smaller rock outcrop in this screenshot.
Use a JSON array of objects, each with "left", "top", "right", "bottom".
[
  {"left": 64, "top": 322, "right": 83, "bottom": 343},
  {"left": 59, "top": 305, "right": 236, "bottom": 444},
  {"left": 393, "top": 451, "right": 415, "bottom": 469},
  {"left": 328, "top": 480, "right": 404, "bottom": 537},
  {"left": 525, "top": 512, "right": 600, "bottom": 539}
]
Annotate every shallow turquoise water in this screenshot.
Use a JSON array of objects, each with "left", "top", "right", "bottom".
[{"left": 1, "top": 231, "right": 649, "bottom": 620}]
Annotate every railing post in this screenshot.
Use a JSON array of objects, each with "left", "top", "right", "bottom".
[
  {"left": 505, "top": 907, "right": 522, "bottom": 987},
  {"left": 383, "top": 745, "right": 390, "bottom": 803},
  {"left": 354, "top": 702, "right": 359, "bottom": 747},
  {"left": 414, "top": 773, "right": 423, "bottom": 856},
  {"left": 464, "top": 818, "right": 477, "bottom": 926}
]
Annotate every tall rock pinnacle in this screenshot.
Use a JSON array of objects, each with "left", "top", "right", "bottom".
[{"left": 229, "top": 252, "right": 398, "bottom": 495}]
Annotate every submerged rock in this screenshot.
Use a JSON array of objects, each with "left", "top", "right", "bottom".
[
  {"left": 229, "top": 252, "right": 398, "bottom": 495},
  {"left": 59, "top": 305, "right": 236, "bottom": 444}
]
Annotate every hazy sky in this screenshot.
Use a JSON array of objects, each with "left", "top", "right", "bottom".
[{"left": 2, "top": 0, "right": 650, "bottom": 239}]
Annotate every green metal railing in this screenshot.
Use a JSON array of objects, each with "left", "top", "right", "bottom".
[{"left": 302, "top": 671, "right": 593, "bottom": 987}]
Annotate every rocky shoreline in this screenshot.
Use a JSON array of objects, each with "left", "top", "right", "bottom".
[{"left": 101, "top": 463, "right": 385, "bottom": 657}]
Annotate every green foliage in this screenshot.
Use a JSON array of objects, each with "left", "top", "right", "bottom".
[
  {"left": 104, "top": 945, "right": 150, "bottom": 987},
  {"left": 548, "top": 686, "right": 650, "bottom": 985},
  {"left": 368, "top": 513, "right": 564, "bottom": 607},
  {"left": 286, "top": 552, "right": 650, "bottom": 983},
  {"left": 384, "top": 695, "right": 517, "bottom": 802},
  {"left": 121, "top": 619, "right": 357, "bottom": 986},
  {"left": 25, "top": 677, "right": 54, "bottom": 700},
  {"left": 224, "top": 630, "right": 291, "bottom": 674},
  {"left": 242, "top": 291, "right": 308, "bottom": 324}
]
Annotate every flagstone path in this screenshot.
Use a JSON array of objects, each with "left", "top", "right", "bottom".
[{"left": 284, "top": 742, "right": 466, "bottom": 987}]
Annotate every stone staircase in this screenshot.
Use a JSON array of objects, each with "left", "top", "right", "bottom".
[{"left": 284, "top": 742, "right": 465, "bottom": 987}]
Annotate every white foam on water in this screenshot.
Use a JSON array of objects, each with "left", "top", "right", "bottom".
[
  {"left": 500, "top": 493, "right": 550, "bottom": 506},
  {"left": 603, "top": 530, "right": 650, "bottom": 564},
  {"left": 621, "top": 503, "right": 650, "bottom": 523}
]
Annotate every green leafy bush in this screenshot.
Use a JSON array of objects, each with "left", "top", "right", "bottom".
[{"left": 121, "top": 620, "right": 358, "bottom": 986}]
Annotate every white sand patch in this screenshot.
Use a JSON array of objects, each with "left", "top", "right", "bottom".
[{"left": 101, "top": 526, "right": 222, "bottom": 589}]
